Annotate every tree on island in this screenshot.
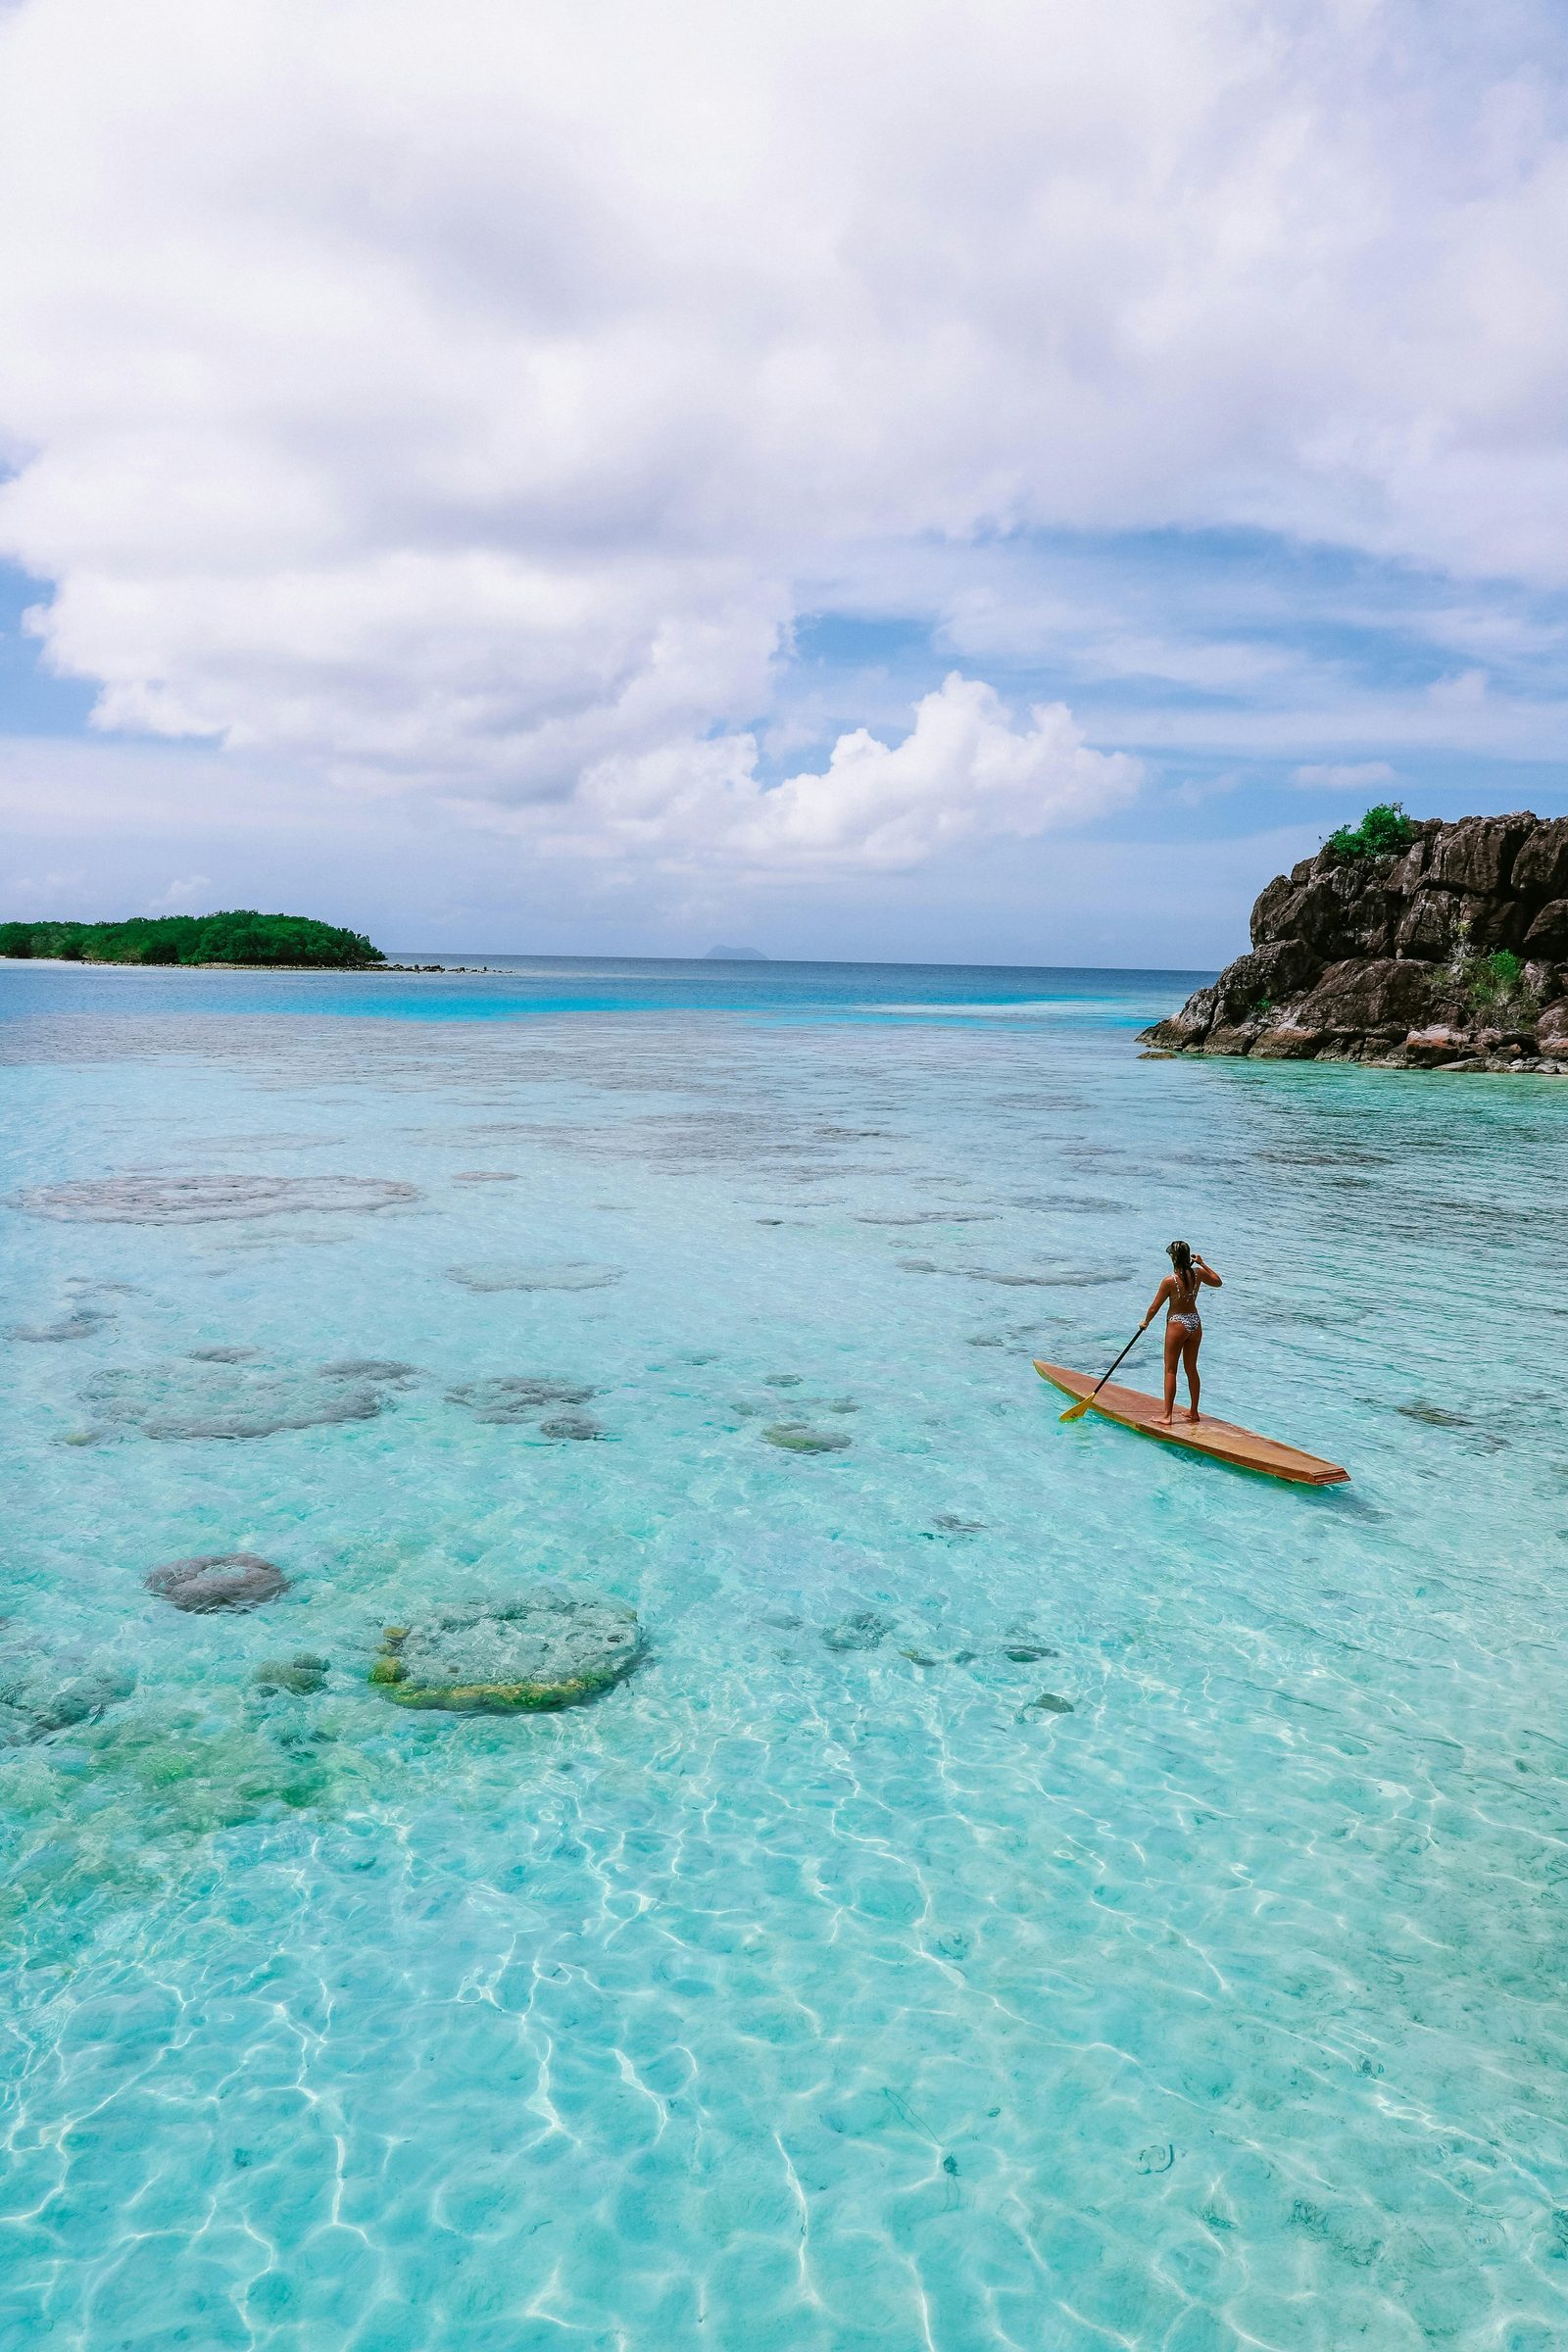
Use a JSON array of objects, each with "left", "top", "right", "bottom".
[{"left": 0, "top": 911, "right": 385, "bottom": 968}]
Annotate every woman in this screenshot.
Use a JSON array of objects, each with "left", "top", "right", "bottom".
[{"left": 1142, "top": 1240, "right": 1221, "bottom": 1426}]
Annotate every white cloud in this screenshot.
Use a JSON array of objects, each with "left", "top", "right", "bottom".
[
  {"left": 1, "top": 0, "right": 1567, "bottom": 877},
  {"left": 147, "top": 873, "right": 214, "bottom": 907},
  {"left": 536, "top": 674, "right": 1142, "bottom": 873},
  {"left": 1290, "top": 760, "right": 1396, "bottom": 790}
]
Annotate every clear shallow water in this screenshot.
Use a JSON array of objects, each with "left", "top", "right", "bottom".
[{"left": 1, "top": 956, "right": 1565, "bottom": 2351}]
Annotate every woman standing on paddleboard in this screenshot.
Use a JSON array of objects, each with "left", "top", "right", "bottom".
[{"left": 1142, "top": 1241, "right": 1221, "bottom": 1426}]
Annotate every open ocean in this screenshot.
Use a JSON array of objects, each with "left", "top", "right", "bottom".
[{"left": 2, "top": 954, "right": 1565, "bottom": 2351}]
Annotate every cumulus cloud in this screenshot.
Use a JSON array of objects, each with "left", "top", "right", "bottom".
[
  {"left": 147, "top": 873, "right": 214, "bottom": 907},
  {"left": 1291, "top": 760, "right": 1397, "bottom": 790},
  {"left": 527, "top": 675, "right": 1142, "bottom": 873},
  {"left": 1, "top": 0, "right": 1566, "bottom": 879}
]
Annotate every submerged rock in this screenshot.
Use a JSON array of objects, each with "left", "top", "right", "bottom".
[
  {"left": 856, "top": 1210, "right": 1000, "bottom": 1225},
  {"left": 446, "top": 1261, "right": 621, "bottom": 1293},
  {"left": 368, "top": 1590, "right": 643, "bottom": 1712},
  {"left": 9, "top": 1311, "right": 107, "bottom": 1343},
  {"left": 446, "top": 1376, "right": 596, "bottom": 1425},
  {"left": 1020, "top": 1690, "right": 1075, "bottom": 1715},
  {"left": 762, "top": 1424, "right": 853, "bottom": 1454},
  {"left": 145, "top": 1553, "right": 289, "bottom": 1612},
  {"left": 822, "top": 1610, "right": 894, "bottom": 1651},
  {"left": 189, "top": 1345, "right": 261, "bottom": 1363},
  {"left": 0, "top": 1642, "right": 136, "bottom": 1743},
  {"left": 14, "top": 1173, "right": 418, "bottom": 1223},
  {"left": 319, "top": 1358, "right": 418, "bottom": 1383},
  {"left": 538, "top": 1413, "right": 604, "bottom": 1441},
  {"left": 81, "top": 1361, "right": 389, "bottom": 1441},
  {"left": 254, "top": 1652, "right": 329, "bottom": 1694}
]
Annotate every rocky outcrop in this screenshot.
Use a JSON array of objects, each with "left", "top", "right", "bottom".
[{"left": 1143, "top": 813, "right": 1568, "bottom": 1072}]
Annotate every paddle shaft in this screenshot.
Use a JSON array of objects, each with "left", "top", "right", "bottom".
[{"left": 1060, "top": 1322, "right": 1147, "bottom": 1420}]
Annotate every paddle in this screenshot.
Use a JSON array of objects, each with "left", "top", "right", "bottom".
[{"left": 1058, "top": 1322, "right": 1148, "bottom": 1422}]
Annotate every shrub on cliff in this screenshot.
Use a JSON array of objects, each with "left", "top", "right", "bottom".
[
  {"left": 1323, "top": 802, "right": 1416, "bottom": 861},
  {"left": 1459, "top": 945, "right": 1536, "bottom": 1016},
  {"left": 0, "top": 912, "right": 384, "bottom": 967}
]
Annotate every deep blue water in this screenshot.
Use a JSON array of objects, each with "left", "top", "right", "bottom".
[{"left": 0, "top": 953, "right": 1207, "bottom": 1023}]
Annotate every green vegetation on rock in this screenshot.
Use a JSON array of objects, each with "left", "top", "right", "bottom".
[
  {"left": 1460, "top": 945, "right": 1534, "bottom": 1013},
  {"left": 1323, "top": 802, "right": 1416, "bottom": 861},
  {"left": 0, "top": 910, "right": 384, "bottom": 967}
]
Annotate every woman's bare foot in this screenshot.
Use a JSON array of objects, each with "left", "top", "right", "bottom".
[
  {"left": 1155, "top": 1412, "right": 1174, "bottom": 1426},
  {"left": 1184, "top": 1407, "right": 1200, "bottom": 1423}
]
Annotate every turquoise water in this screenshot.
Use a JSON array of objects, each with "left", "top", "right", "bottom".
[{"left": 2, "top": 956, "right": 1565, "bottom": 2351}]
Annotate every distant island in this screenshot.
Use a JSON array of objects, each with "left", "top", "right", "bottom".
[
  {"left": 1143, "top": 805, "right": 1568, "bottom": 1072},
  {"left": 0, "top": 911, "right": 386, "bottom": 969},
  {"left": 704, "top": 945, "right": 767, "bottom": 961}
]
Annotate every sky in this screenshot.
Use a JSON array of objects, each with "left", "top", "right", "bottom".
[{"left": 3, "top": 0, "right": 1568, "bottom": 966}]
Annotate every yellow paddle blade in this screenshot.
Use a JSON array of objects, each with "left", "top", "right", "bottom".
[{"left": 1058, "top": 1396, "right": 1093, "bottom": 1422}]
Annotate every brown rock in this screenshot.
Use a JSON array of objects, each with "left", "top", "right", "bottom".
[
  {"left": 1139, "top": 985, "right": 1216, "bottom": 1050},
  {"left": 1294, "top": 957, "right": 1440, "bottom": 1037},
  {"left": 1538, "top": 1000, "right": 1568, "bottom": 1049},
  {"left": 1426, "top": 813, "right": 1535, "bottom": 896},
  {"left": 1214, "top": 941, "right": 1322, "bottom": 1022},
  {"left": 1523, "top": 899, "right": 1568, "bottom": 957},
  {"left": 1403, "top": 1026, "right": 1464, "bottom": 1066},
  {"left": 1201, "top": 1023, "right": 1258, "bottom": 1055},
  {"left": 1250, "top": 1025, "right": 1325, "bottom": 1059},
  {"left": 1290, "top": 870, "right": 1398, "bottom": 958},
  {"left": 1386, "top": 834, "right": 1434, "bottom": 894},
  {"left": 1250, "top": 875, "right": 1305, "bottom": 948},
  {"left": 1395, "top": 887, "right": 1458, "bottom": 960},
  {"left": 1512, "top": 816, "right": 1568, "bottom": 905}
]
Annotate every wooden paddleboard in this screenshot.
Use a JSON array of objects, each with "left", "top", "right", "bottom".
[{"left": 1034, "top": 1360, "right": 1349, "bottom": 1487}]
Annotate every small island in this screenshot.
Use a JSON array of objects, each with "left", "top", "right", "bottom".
[
  {"left": 0, "top": 911, "right": 385, "bottom": 969},
  {"left": 1143, "top": 805, "right": 1568, "bottom": 1073},
  {"left": 703, "top": 945, "right": 768, "bottom": 961}
]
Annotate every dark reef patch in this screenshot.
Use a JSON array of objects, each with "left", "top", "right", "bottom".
[
  {"left": 822, "top": 1611, "right": 894, "bottom": 1651},
  {"left": 0, "top": 1641, "right": 136, "bottom": 1744},
  {"left": 446, "top": 1260, "right": 622, "bottom": 1293},
  {"left": 145, "top": 1553, "right": 289, "bottom": 1613},
  {"left": 9, "top": 1311, "right": 108, "bottom": 1343},
  {"left": 82, "top": 1361, "right": 389, "bottom": 1441},
  {"left": 15, "top": 1173, "right": 418, "bottom": 1224},
  {"left": 445, "top": 1376, "right": 596, "bottom": 1426},
  {"left": 538, "top": 1413, "right": 604, "bottom": 1441},
  {"left": 254, "top": 1652, "right": 328, "bottom": 1694},
  {"left": 856, "top": 1211, "right": 1000, "bottom": 1225},
  {"left": 762, "top": 1424, "right": 853, "bottom": 1454}
]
